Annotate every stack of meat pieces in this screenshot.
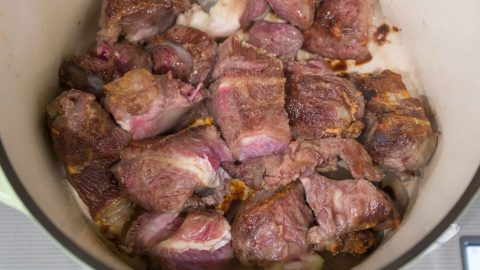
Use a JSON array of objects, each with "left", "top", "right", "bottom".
[
  {"left": 45, "top": 0, "right": 440, "bottom": 269},
  {"left": 46, "top": 90, "right": 134, "bottom": 239}
]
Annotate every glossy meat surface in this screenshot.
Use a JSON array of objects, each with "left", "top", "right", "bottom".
[
  {"left": 149, "top": 25, "right": 217, "bottom": 85},
  {"left": 266, "top": 0, "right": 318, "bottom": 30},
  {"left": 248, "top": 20, "right": 304, "bottom": 61}
]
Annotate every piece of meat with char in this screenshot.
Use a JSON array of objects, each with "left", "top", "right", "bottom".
[
  {"left": 300, "top": 173, "right": 400, "bottom": 251},
  {"left": 98, "top": 0, "right": 189, "bottom": 44},
  {"left": 352, "top": 70, "right": 437, "bottom": 173},
  {"left": 177, "top": 0, "right": 268, "bottom": 38},
  {"left": 232, "top": 183, "right": 314, "bottom": 267},
  {"left": 148, "top": 25, "right": 217, "bottom": 85},
  {"left": 59, "top": 42, "right": 152, "bottom": 96},
  {"left": 68, "top": 163, "right": 135, "bottom": 239},
  {"left": 316, "top": 230, "right": 376, "bottom": 255},
  {"left": 150, "top": 210, "right": 234, "bottom": 270},
  {"left": 248, "top": 20, "right": 304, "bottom": 61},
  {"left": 285, "top": 62, "right": 365, "bottom": 139},
  {"left": 113, "top": 125, "right": 233, "bottom": 213},
  {"left": 104, "top": 69, "right": 207, "bottom": 140},
  {"left": 46, "top": 89, "right": 130, "bottom": 168},
  {"left": 209, "top": 36, "right": 291, "bottom": 161},
  {"left": 121, "top": 212, "right": 185, "bottom": 255},
  {"left": 46, "top": 90, "right": 133, "bottom": 238},
  {"left": 223, "top": 138, "right": 383, "bottom": 190},
  {"left": 304, "top": 0, "right": 373, "bottom": 61},
  {"left": 266, "top": 0, "right": 318, "bottom": 30}
]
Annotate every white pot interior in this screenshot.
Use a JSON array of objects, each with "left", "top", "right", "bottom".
[{"left": 0, "top": 0, "right": 479, "bottom": 269}]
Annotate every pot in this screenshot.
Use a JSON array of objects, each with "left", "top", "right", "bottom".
[{"left": 0, "top": 0, "right": 479, "bottom": 269}]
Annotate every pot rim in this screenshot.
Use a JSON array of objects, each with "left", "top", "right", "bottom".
[{"left": 1, "top": 138, "right": 479, "bottom": 270}]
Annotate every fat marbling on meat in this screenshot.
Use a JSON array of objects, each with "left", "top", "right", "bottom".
[
  {"left": 209, "top": 36, "right": 291, "bottom": 161},
  {"left": 148, "top": 25, "right": 217, "bottom": 85},
  {"left": 248, "top": 20, "right": 304, "bottom": 61},
  {"left": 352, "top": 70, "right": 437, "bottom": 173},
  {"left": 121, "top": 212, "right": 185, "bottom": 255},
  {"left": 104, "top": 69, "right": 207, "bottom": 140},
  {"left": 223, "top": 137, "right": 383, "bottom": 190},
  {"left": 98, "top": 0, "right": 190, "bottom": 44},
  {"left": 232, "top": 183, "right": 314, "bottom": 267},
  {"left": 113, "top": 125, "right": 233, "bottom": 213},
  {"left": 304, "top": 0, "right": 373, "bottom": 61},
  {"left": 266, "top": 0, "right": 318, "bottom": 30},
  {"left": 285, "top": 61, "right": 365, "bottom": 139},
  {"left": 150, "top": 210, "right": 234, "bottom": 270},
  {"left": 177, "top": 0, "right": 268, "bottom": 38},
  {"left": 300, "top": 173, "right": 400, "bottom": 251}
]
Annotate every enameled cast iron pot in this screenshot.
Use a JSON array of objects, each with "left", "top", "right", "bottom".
[{"left": 0, "top": 0, "right": 479, "bottom": 269}]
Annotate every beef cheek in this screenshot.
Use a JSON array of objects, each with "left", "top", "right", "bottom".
[
  {"left": 248, "top": 20, "right": 304, "bottom": 61},
  {"left": 97, "top": 0, "right": 189, "bottom": 44},
  {"left": 113, "top": 125, "right": 233, "bottom": 212},
  {"left": 304, "top": 0, "right": 373, "bottom": 61},
  {"left": 353, "top": 70, "right": 437, "bottom": 173},
  {"left": 150, "top": 210, "right": 234, "bottom": 270},
  {"left": 104, "top": 69, "right": 207, "bottom": 140},
  {"left": 148, "top": 25, "right": 217, "bottom": 85},
  {"left": 209, "top": 36, "right": 291, "bottom": 161},
  {"left": 232, "top": 183, "right": 314, "bottom": 267},
  {"left": 285, "top": 62, "right": 365, "bottom": 139},
  {"left": 300, "top": 173, "right": 400, "bottom": 251}
]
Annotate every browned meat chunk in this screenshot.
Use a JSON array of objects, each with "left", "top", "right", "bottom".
[
  {"left": 104, "top": 69, "right": 207, "bottom": 140},
  {"left": 59, "top": 42, "right": 152, "bottom": 96},
  {"left": 98, "top": 0, "right": 189, "bottom": 44},
  {"left": 285, "top": 62, "right": 365, "bottom": 139},
  {"left": 68, "top": 164, "right": 134, "bottom": 239},
  {"left": 46, "top": 90, "right": 133, "bottom": 238},
  {"left": 113, "top": 125, "right": 233, "bottom": 212},
  {"left": 148, "top": 25, "right": 217, "bottom": 85},
  {"left": 353, "top": 70, "right": 437, "bottom": 172},
  {"left": 248, "top": 21, "right": 304, "bottom": 61},
  {"left": 266, "top": 0, "right": 318, "bottom": 30},
  {"left": 223, "top": 138, "right": 383, "bottom": 190},
  {"left": 209, "top": 36, "right": 291, "bottom": 161},
  {"left": 316, "top": 230, "right": 376, "bottom": 255},
  {"left": 285, "top": 58, "right": 335, "bottom": 76},
  {"left": 304, "top": 0, "right": 373, "bottom": 61},
  {"left": 150, "top": 210, "right": 234, "bottom": 270},
  {"left": 232, "top": 183, "right": 314, "bottom": 267},
  {"left": 300, "top": 173, "right": 400, "bottom": 251},
  {"left": 46, "top": 90, "right": 130, "bottom": 168},
  {"left": 121, "top": 212, "right": 185, "bottom": 255}
]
